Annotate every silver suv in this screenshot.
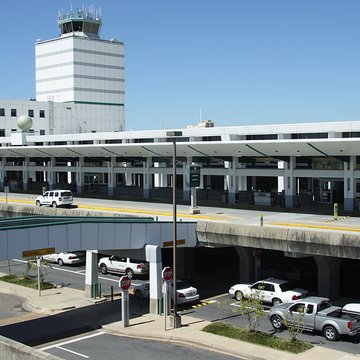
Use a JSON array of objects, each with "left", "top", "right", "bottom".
[{"left": 35, "top": 190, "right": 73, "bottom": 208}]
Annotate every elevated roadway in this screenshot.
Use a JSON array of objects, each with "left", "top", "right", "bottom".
[{"left": 1, "top": 192, "right": 360, "bottom": 301}]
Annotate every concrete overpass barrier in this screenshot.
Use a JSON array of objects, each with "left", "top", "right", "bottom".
[
  {"left": 0, "top": 335, "right": 62, "bottom": 360},
  {"left": 0, "top": 203, "right": 144, "bottom": 218},
  {"left": 196, "top": 221, "right": 360, "bottom": 259}
]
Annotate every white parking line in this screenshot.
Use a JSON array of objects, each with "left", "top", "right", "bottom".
[
  {"left": 12, "top": 258, "right": 133, "bottom": 283},
  {"left": 56, "top": 346, "right": 89, "bottom": 358},
  {"left": 40, "top": 331, "right": 105, "bottom": 351},
  {"left": 12, "top": 259, "right": 27, "bottom": 263},
  {"left": 50, "top": 266, "right": 87, "bottom": 275}
]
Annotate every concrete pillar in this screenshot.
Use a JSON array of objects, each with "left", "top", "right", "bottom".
[
  {"left": 124, "top": 163, "right": 133, "bottom": 186},
  {"left": 145, "top": 245, "right": 163, "bottom": 314},
  {"left": 48, "top": 157, "right": 55, "bottom": 190},
  {"left": 85, "top": 250, "right": 99, "bottom": 298},
  {"left": 228, "top": 157, "right": 239, "bottom": 204},
  {"left": 154, "top": 162, "right": 168, "bottom": 188},
  {"left": 343, "top": 156, "right": 356, "bottom": 211},
  {"left": 76, "top": 158, "right": 84, "bottom": 195},
  {"left": 238, "top": 163, "right": 247, "bottom": 191},
  {"left": 284, "top": 156, "right": 296, "bottom": 208},
  {"left": 22, "top": 158, "right": 29, "bottom": 191},
  {"left": 277, "top": 161, "right": 285, "bottom": 193},
  {"left": 314, "top": 256, "right": 341, "bottom": 299},
  {"left": 235, "top": 247, "right": 256, "bottom": 283},
  {"left": 0, "top": 157, "right": 5, "bottom": 190},
  {"left": 143, "top": 157, "right": 152, "bottom": 199},
  {"left": 107, "top": 157, "right": 116, "bottom": 197}
]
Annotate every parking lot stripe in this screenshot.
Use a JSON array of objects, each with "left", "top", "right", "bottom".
[
  {"left": 56, "top": 346, "right": 89, "bottom": 358},
  {"left": 40, "top": 331, "right": 105, "bottom": 351}
]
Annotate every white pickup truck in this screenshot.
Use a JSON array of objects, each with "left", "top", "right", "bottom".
[{"left": 269, "top": 296, "right": 360, "bottom": 341}]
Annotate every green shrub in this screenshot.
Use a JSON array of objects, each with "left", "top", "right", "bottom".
[
  {"left": 202, "top": 322, "right": 313, "bottom": 354},
  {"left": 0, "top": 274, "right": 54, "bottom": 290}
]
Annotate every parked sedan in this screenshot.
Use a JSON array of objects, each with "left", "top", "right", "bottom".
[
  {"left": 41, "top": 251, "right": 85, "bottom": 266},
  {"left": 133, "top": 280, "right": 200, "bottom": 305},
  {"left": 229, "top": 278, "right": 309, "bottom": 306}
]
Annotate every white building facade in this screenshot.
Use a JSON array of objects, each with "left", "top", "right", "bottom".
[{"left": 0, "top": 120, "right": 360, "bottom": 213}]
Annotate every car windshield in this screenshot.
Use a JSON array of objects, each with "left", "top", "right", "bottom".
[
  {"left": 279, "top": 282, "right": 296, "bottom": 292},
  {"left": 61, "top": 191, "right": 72, "bottom": 196},
  {"left": 129, "top": 258, "right": 143, "bottom": 263}
]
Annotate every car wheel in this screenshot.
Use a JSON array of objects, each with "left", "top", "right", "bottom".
[
  {"left": 134, "top": 289, "right": 143, "bottom": 300},
  {"left": 235, "top": 290, "right": 244, "bottom": 301},
  {"left": 52, "top": 202, "right": 57, "bottom": 208},
  {"left": 270, "top": 315, "right": 284, "bottom": 331},
  {"left": 100, "top": 264, "right": 108, "bottom": 274},
  {"left": 36, "top": 201, "right": 41, "bottom": 207},
  {"left": 126, "top": 268, "right": 134, "bottom": 278},
  {"left": 272, "top": 298, "right": 282, "bottom": 306},
  {"left": 58, "top": 258, "right": 64, "bottom": 266},
  {"left": 323, "top": 325, "right": 339, "bottom": 341}
]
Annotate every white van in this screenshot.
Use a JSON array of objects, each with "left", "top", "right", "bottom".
[{"left": 35, "top": 190, "right": 73, "bottom": 208}]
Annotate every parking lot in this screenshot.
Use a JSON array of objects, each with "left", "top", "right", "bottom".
[{"left": 1, "top": 258, "right": 360, "bottom": 355}]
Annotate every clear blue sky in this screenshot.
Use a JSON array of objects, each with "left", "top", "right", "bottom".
[{"left": 1, "top": 1, "right": 360, "bottom": 130}]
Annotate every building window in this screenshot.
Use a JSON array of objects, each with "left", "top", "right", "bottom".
[
  {"left": 28, "top": 109, "right": 34, "bottom": 117},
  {"left": 11, "top": 109, "right": 17, "bottom": 117},
  {"left": 0, "top": 108, "right": 4, "bottom": 116},
  {"left": 0, "top": 129, "right": 5, "bottom": 137},
  {"left": 39, "top": 110, "right": 45, "bottom": 118},
  {"left": 40, "top": 130, "right": 45, "bottom": 135}
]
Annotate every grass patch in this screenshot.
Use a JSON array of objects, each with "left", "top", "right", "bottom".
[
  {"left": 203, "top": 322, "right": 313, "bottom": 354},
  {"left": 0, "top": 274, "right": 55, "bottom": 290}
]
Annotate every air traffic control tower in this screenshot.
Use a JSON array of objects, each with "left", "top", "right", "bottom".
[{"left": 35, "top": 7, "right": 125, "bottom": 130}]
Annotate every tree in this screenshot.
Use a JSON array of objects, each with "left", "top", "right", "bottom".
[
  {"left": 283, "top": 304, "right": 306, "bottom": 341},
  {"left": 24, "top": 257, "right": 52, "bottom": 289},
  {"left": 235, "top": 285, "right": 266, "bottom": 332}
]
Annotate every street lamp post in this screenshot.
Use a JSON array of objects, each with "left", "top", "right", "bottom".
[{"left": 166, "top": 131, "right": 182, "bottom": 329}]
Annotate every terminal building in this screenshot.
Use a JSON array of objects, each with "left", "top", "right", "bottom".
[{"left": 1, "top": 119, "right": 360, "bottom": 213}]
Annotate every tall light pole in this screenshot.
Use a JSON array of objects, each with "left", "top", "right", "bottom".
[{"left": 166, "top": 131, "right": 182, "bottom": 328}]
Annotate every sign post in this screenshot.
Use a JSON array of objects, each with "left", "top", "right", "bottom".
[
  {"left": 119, "top": 275, "right": 131, "bottom": 328},
  {"left": 188, "top": 165, "right": 201, "bottom": 214},
  {"left": 162, "top": 266, "right": 173, "bottom": 330}
]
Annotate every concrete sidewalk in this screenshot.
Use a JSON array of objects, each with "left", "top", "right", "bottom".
[{"left": 0, "top": 281, "right": 359, "bottom": 360}]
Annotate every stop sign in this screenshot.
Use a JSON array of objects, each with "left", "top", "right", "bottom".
[
  {"left": 119, "top": 275, "right": 131, "bottom": 291},
  {"left": 162, "top": 266, "right": 173, "bottom": 282}
]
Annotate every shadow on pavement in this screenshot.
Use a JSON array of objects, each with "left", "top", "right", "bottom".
[{"left": 0, "top": 297, "right": 148, "bottom": 346}]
